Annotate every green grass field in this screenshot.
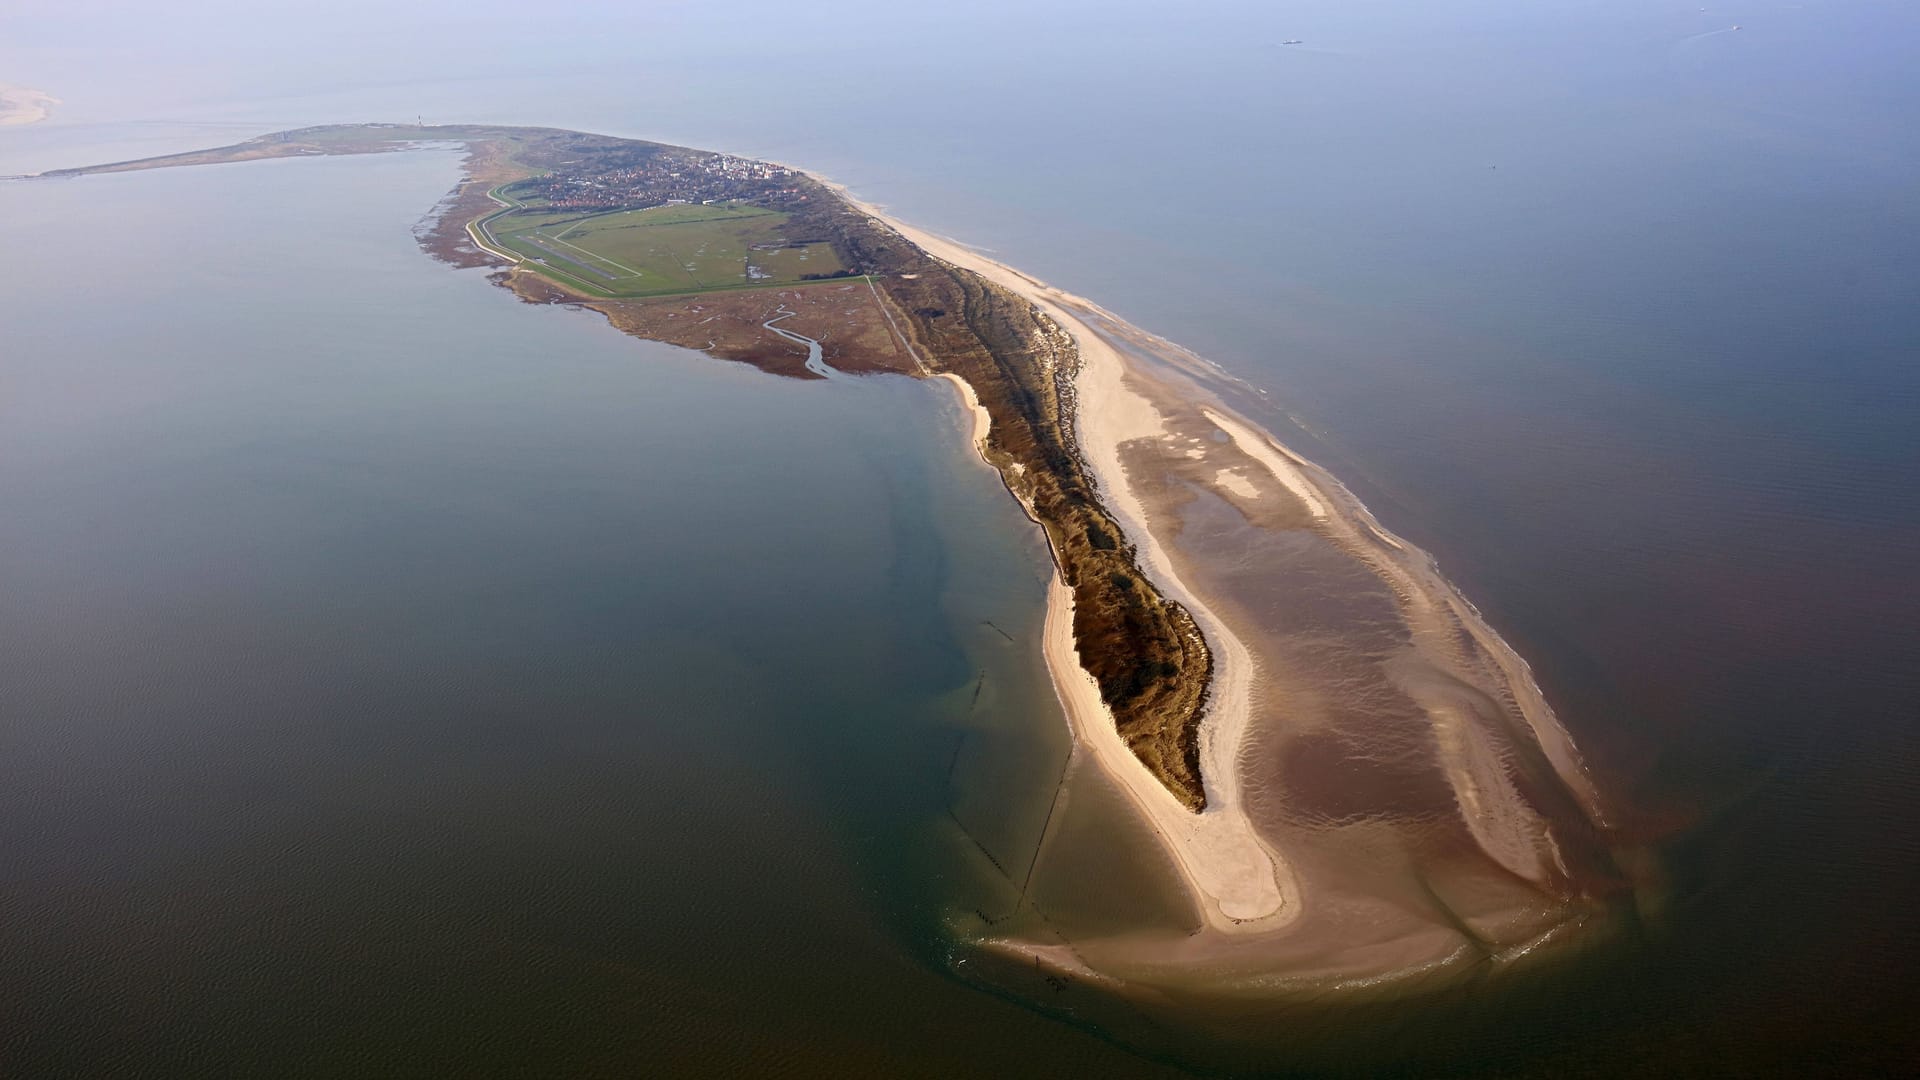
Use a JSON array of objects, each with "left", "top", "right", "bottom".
[{"left": 482, "top": 199, "right": 848, "bottom": 298}]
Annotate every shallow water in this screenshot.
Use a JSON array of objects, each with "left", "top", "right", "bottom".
[
  {"left": 0, "top": 152, "right": 1183, "bottom": 1077},
  {"left": 6, "top": 0, "right": 1920, "bottom": 1070}
]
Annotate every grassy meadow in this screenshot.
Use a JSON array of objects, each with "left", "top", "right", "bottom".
[{"left": 483, "top": 198, "right": 847, "bottom": 298}]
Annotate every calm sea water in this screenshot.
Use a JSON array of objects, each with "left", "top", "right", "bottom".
[
  {"left": 0, "top": 154, "right": 1188, "bottom": 1077},
  {"left": 4, "top": 0, "right": 1918, "bottom": 1073}
]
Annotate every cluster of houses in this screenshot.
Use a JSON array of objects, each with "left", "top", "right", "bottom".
[{"left": 520, "top": 151, "right": 810, "bottom": 212}]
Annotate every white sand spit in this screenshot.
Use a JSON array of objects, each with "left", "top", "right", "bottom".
[{"left": 0, "top": 84, "right": 57, "bottom": 126}]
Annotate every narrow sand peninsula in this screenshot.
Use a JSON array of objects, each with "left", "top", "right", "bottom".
[
  {"left": 928, "top": 330, "right": 1293, "bottom": 929},
  {"left": 933, "top": 372, "right": 991, "bottom": 459},
  {"left": 839, "top": 187, "right": 1616, "bottom": 977},
  {"left": 844, "top": 192, "right": 1305, "bottom": 933}
]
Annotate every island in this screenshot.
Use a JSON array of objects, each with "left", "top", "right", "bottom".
[
  {"left": 32, "top": 125, "right": 1639, "bottom": 1046},
  {"left": 0, "top": 83, "right": 57, "bottom": 126}
]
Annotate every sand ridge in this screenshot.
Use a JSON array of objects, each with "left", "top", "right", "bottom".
[
  {"left": 0, "top": 84, "right": 57, "bottom": 126},
  {"left": 836, "top": 190, "right": 1304, "bottom": 932},
  {"left": 831, "top": 184, "right": 1617, "bottom": 974},
  {"left": 933, "top": 372, "right": 992, "bottom": 460}
]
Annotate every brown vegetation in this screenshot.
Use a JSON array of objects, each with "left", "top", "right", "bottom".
[
  {"left": 777, "top": 183, "right": 1214, "bottom": 808},
  {"left": 465, "top": 136, "right": 1217, "bottom": 808}
]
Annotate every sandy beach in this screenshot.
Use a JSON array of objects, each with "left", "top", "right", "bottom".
[
  {"left": 0, "top": 84, "right": 56, "bottom": 126},
  {"left": 837, "top": 183, "right": 1618, "bottom": 985},
  {"left": 81, "top": 118, "right": 1610, "bottom": 983},
  {"left": 932, "top": 372, "right": 992, "bottom": 461},
  {"left": 844, "top": 192, "right": 1311, "bottom": 933}
]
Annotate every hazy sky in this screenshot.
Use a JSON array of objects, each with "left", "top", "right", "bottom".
[{"left": 6, "top": 0, "right": 1915, "bottom": 145}]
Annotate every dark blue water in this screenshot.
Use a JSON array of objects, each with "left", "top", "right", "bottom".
[{"left": 5, "top": 0, "right": 1919, "bottom": 1072}]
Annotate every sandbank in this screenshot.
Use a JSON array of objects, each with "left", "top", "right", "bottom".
[
  {"left": 838, "top": 189, "right": 1304, "bottom": 932},
  {"left": 833, "top": 183, "right": 1615, "bottom": 975},
  {"left": 0, "top": 85, "right": 57, "bottom": 126}
]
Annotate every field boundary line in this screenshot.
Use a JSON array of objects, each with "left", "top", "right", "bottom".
[
  {"left": 531, "top": 231, "right": 648, "bottom": 278},
  {"left": 868, "top": 275, "right": 928, "bottom": 375}
]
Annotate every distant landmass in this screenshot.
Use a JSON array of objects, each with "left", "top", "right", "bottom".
[{"left": 0, "top": 84, "right": 57, "bottom": 125}]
